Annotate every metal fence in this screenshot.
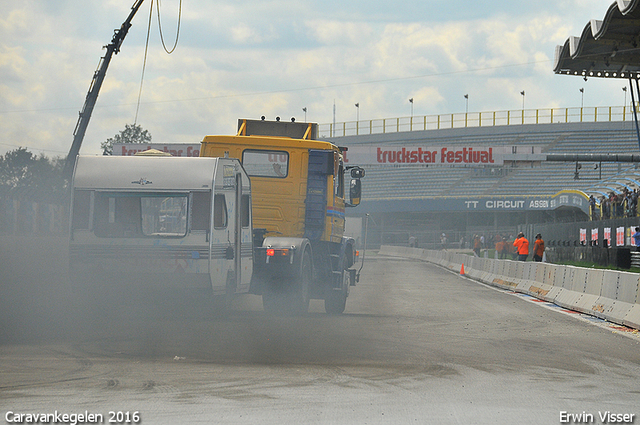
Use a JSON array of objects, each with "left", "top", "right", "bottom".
[
  {"left": 0, "top": 197, "right": 68, "bottom": 235},
  {"left": 320, "top": 105, "right": 640, "bottom": 137},
  {"left": 522, "top": 216, "right": 640, "bottom": 250}
]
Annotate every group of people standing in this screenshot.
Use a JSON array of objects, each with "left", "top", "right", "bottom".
[
  {"left": 493, "top": 233, "right": 545, "bottom": 262},
  {"left": 412, "top": 231, "right": 546, "bottom": 261},
  {"left": 590, "top": 189, "right": 639, "bottom": 220}
]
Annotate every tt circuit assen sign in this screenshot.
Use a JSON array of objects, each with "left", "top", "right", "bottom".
[
  {"left": 360, "top": 191, "right": 590, "bottom": 215},
  {"left": 462, "top": 192, "right": 587, "bottom": 211},
  {"left": 113, "top": 143, "right": 201, "bottom": 157}
]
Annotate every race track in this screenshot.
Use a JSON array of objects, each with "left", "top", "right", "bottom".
[{"left": 1, "top": 237, "right": 639, "bottom": 424}]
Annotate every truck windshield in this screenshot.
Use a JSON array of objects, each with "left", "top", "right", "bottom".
[{"left": 93, "top": 193, "right": 188, "bottom": 238}]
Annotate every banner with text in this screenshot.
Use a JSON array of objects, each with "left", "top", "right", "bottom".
[
  {"left": 343, "top": 145, "right": 542, "bottom": 166},
  {"left": 617, "top": 227, "right": 625, "bottom": 247},
  {"left": 113, "top": 143, "right": 201, "bottom": 157}
]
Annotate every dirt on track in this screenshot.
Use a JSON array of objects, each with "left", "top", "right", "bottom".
[{"left": 1, "top": 236, "right": 640, "bottom": 425}]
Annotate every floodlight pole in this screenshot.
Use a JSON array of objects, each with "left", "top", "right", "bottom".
[{"left": 629, "top": 78, "right": 640, "bottom": 152}]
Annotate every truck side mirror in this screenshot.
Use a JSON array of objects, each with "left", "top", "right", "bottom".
[
  {"left": 350, "top": 167, "right": 365, "bottom": 179},
  {"left": 349, "top": 179, "right": 361, "bottom": 206}
]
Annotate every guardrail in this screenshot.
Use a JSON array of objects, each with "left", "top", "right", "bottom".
[
  {"left": 320, "top": 105, "right": 640, "bottom": 137},
  {"left": 379, "top": 245, "right": 640, "bottom": 331}
]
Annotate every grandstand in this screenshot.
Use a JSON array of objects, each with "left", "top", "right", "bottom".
[
  {"left": 327, "top": 120, "right": 640, "bottom": 247},
  {"left": 329, "top": 120, "right": 639, "bottom": 199}
]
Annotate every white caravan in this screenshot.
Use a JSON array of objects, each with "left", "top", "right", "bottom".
[{"left": 69, "top": 155, "right": 252, "bottom": 296}]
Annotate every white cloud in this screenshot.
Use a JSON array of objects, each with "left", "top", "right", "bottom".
[
  {"left": 306, "top": 20, "right": 374, "bottom": 46},
  {"left": 0, "top": 0, "right": 631, "bottom": 157},
  {"left": 230, "top": 24, "right": 263, "bottom": 44},
  {"left": 0, "top": 8, "right": 28, "bottom": 35}
]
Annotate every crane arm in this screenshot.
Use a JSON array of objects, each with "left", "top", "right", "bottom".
[{"left": 63, "top": 0, "right": 146, "bottom": 179}]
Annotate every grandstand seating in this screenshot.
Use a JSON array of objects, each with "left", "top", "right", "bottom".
[{"left": 330, "top": 121, "right": 640, "bottom": 201}]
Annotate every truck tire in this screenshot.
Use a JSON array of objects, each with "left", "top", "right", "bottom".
[
  {"left": 262, "top": 250, "right": 311, "bottom": 315},
  {"left": 290, "top": 250, "right": 312, "bottom": 314},
  {"left": 324, "top": 258, "right": 349, "bottom": 315}
]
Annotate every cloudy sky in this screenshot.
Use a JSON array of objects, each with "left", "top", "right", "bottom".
[{"left": 0, "top": 0, "right": 629, "bottom": 157}]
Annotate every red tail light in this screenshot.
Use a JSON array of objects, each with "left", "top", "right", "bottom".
[{"left": 266, "top": 248, "right": 290, "bottom": 257}]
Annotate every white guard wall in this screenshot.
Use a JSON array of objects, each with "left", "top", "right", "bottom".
[{"left": 379, "top": 246, "right": 640, "bottom": 330}]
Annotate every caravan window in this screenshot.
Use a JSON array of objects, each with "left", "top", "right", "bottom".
[
  {"left": 141, "top": 196, "right": 188, "bottom": 236},
  {"left": 213, "top": 194, "right": 228, "bottom": 229},
  {"left": 241, "top": 194, "right": 250, "bottom": 228},
  {"left": 191, "top": 191, "right": 211, "bottom": 231},
  {"left": 93, "top": 192, "right": 188, "bottom": 238}
]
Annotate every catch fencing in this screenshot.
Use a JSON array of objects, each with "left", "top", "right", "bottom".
[{"left": 320, "top": 105, "right": 639, "bottom": 137}]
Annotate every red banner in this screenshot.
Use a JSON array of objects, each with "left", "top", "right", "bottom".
[{"left": 113, "top": 143, "right": 200, "bottom": 157}]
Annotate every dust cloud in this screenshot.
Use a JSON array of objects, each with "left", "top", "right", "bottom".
[
  {"left": 0, "top": 236, "right": 76, "bottom": 343},
  {"left": 0, "top": 235, "right": 391, "bottom": 367}
]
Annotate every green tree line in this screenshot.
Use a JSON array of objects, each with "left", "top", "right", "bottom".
[
  {"left": 0, "top": 124, "right": 151, "bottom": 202},
  {"left": 0, "top": 147, "right": 66, "bottom": 202}
]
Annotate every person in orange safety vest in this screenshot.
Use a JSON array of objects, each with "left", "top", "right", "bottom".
[
  {"left": 513, "top": 232, "right": 529, "bottom": 262},
  {"left": 533, "top": 233, "right": 545, "bottom": 262}
]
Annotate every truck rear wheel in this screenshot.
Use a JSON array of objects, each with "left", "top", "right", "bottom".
[
  {"left": 290, "top": 250, "right": 311, "bottom": 314},
  {"left": 262, "top": 250, "right": 311, "bottom": 315},
  {"left": 324, "top": 258, "right": 349, "bottom": 314}
]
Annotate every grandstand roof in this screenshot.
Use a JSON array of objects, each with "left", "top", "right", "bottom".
[
  {"left": 583, "top": 170, "right": 640, "bottom": 198},
  {"left": 554, "top": 0, "right": 640, "bottom": 79}
]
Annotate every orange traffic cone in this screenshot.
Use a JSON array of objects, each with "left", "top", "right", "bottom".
[{"left": 460, "top": 264, "right": 465, "bottom": 275}]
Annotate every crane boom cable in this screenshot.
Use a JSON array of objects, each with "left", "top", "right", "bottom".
[
  {"left": 156, "top": 0, "right": 182, "bottom": 54},
  {"left": 134, "top": 0, "right": 155, "bottom": 124}
]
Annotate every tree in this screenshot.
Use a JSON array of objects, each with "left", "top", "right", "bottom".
[
  {"left": 100, "top": 123, "right": 152, "bottom": 155},
  {"left": 0, "top": 147, "right": 66, "bottom": 202}
]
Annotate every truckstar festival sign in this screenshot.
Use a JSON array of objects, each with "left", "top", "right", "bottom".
[
  {"left": 342, "top": 145, "right": 540, "bottom": 166},
  {"left": 113, "top": 143, "right": 201, "bottom": 157}
]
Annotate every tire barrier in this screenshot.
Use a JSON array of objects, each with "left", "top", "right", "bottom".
[{"left": 378, "top": 245, "right": 640, "bottom": 330}]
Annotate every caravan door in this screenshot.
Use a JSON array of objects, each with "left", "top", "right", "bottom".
[{"left": 210, "top": 163, "right": 239, "bottom": 295}]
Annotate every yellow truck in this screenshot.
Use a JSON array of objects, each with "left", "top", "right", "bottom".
[{"left": 200, "top": 118, "right": 365, "bottom": 314}]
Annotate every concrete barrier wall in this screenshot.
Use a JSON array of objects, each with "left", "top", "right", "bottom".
[{"left": 379, "top": 245, "right": 640, "bottom": 331}]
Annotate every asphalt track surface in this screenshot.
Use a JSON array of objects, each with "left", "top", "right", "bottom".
[{"left": 1, "top": 237, "right": 639, "bottom": 424}]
